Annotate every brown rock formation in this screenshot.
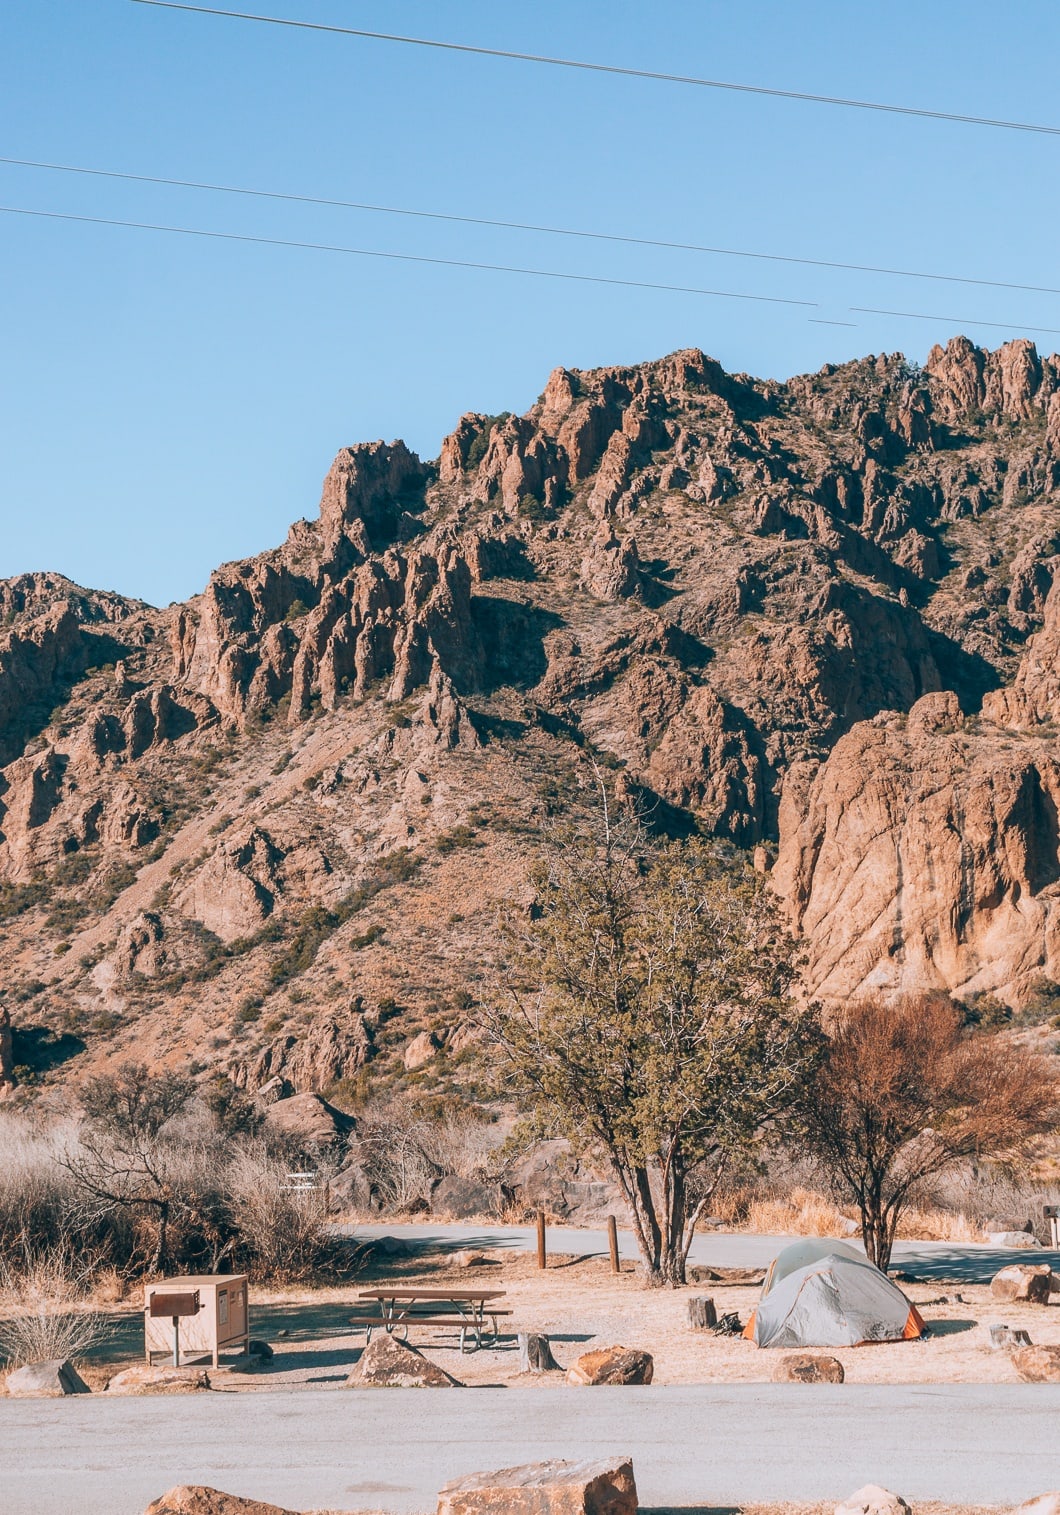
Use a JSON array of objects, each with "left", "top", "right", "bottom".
[{"left": 9, "top": 335, "right": 1060, "bottom": 1096}]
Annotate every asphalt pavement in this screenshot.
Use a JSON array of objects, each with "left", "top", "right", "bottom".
[
  {"left": 6, "top": 1383, "right": 1060, "bottom": 1515},
  {"left": 6, "top": 1224, "right": 1060, "bottom": 1514},
  {"left": 345, "top": 1220, "right": 1060, "bottom": 1284}
]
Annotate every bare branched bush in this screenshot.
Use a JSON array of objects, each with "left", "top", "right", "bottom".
[
  {"left": 0, "top": 1248, "right": 111, "bottom": 1366},
  {"left": 225, "top": 1146, "right": 336, "bottom": 1281},
  {"left": 355, "top": 1100, "right": 440, "bottom": 1210}
]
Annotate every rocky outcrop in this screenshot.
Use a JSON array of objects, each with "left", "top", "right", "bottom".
[
  {"left": 232, "top": 1008, "right": 375, "bottom": 1093},
  {"left": 11, "top": 335, "right": 1060, "bottom": 1087},
  {"left": 773, "top": 692, "right": 1060, "bottom": 1003}
]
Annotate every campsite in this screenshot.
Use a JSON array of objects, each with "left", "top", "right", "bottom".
[{"left": 36, "top": 1226, "right": 1060, "bottom": 1395}]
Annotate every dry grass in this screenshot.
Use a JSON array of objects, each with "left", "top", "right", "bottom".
[{"left": 717, "top": 1184, "right": 986, "bottom": 1244}]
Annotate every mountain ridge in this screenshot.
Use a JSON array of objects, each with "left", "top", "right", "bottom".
[{"left": 4, "top": 334, "right": 1060, "bottom": 1094}]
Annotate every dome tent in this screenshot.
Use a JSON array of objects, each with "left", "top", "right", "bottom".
[{"left": 743, "top": 1240, "right": 924, "bottom": 1348}]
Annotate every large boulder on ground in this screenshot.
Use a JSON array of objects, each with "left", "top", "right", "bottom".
[
  {"left": 771, "top": 1353, "right": 845, "bottom": 1384},
  {"left": 1011, "top": 1345, "right": 1060, "bottom": 1383},
  {"left": 263, "top": 1091, "right": 354, "bottom": 1150},
  {"left": 431, "top": 1174, "right": 505, "bottom": 1219},
  {"left": 404, "top": 1030, "right": 442, "bottom": 1070},
  {"left": 1016, "top": 1496, "right": 1060, "bottom": 1515},
  {"left": 6, "top": 1359, "right": 90, "bottom": 1397},
  {"left": 345, "top": 1334, "right": 460, "bottom": 1387},
  {"left": 835, "top": 1487, "right": 910, "bottom": 1515},
  {"left": 107, "top": 1365, "right": 210, "bottom": 1395},
  {"left": 688, "top": 1266, "right": 765, "bottom": 1286},
  {"left": 143, "top": 1489, "right": 298, "bottom": 1515},
  {"left": 990, "top": 1264, "right": 1052, "bottom": 1303},
  {"left": 566, "top": 1347, "right": 653, "bottom": 1386},
  {"left": 988, "top": 1230, "right": 1038, "bottom": 1248},
  {"left": 438, "top": 1457, "right": 637, "bottom": 1515}
]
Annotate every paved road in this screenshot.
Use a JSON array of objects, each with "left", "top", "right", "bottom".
[
  {"left": 346, "top": 1220, "right": 1060, "bottom": 1284},
  {"left": 5, "top": 1384, "right": 1060, "bottom": 1514}
]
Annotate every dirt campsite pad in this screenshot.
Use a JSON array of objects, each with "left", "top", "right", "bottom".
[{"left": 47, "top": 1238, "right": 1060, "bottom": 1394}]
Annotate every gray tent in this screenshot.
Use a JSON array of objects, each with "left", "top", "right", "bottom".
[{"left": 744, "top": 1239, "right": 924, "bottom": 1348}]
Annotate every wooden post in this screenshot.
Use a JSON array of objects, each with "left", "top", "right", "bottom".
[
  {"left": 607, "top": 1214, "right": 620, "bottom": 1273},
  {"left": 536, "top": 1210, "right": 547, "bottom": 1269}
]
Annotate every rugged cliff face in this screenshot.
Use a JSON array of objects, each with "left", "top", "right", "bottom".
[{"left": 3, "top": 335, "right": 1060, "bottom": 1092}]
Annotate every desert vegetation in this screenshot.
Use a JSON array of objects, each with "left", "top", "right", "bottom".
[
  {"left": 0, "top": 1069, "right": 342, "bottom": 1305},
  {"left": 483, "top": 780, "right": 819, "bottom": 1286}
]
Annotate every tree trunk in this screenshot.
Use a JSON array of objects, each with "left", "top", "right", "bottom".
[
  {"left": 860, "top": 1196, "right": 898, "bottom": 1272},
  {"left": 518, "top": 1332, "right": 561, "bottom": 1372},
  {"left": 617, "top": 1159, "right": 690, "bottom": 1287}
]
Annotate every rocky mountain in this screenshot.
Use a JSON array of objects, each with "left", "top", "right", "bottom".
[{"left": 4, "top": 335, "right": 1060, "bottom": 1096}]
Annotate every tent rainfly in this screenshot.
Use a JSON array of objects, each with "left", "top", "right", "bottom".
[{"left": 743, "top": 1239, "right": 925, "bottom": 1348}]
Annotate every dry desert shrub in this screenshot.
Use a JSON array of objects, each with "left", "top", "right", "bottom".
[
  {"left": 224, "top": 1145, "right": 338, "bottom": 1281},
  {"left": 0, "top": 1248, "right": 112, "bottom": 1367}
]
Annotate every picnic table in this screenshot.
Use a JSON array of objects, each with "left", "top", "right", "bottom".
[{"left": 353, "top": 1287, "right": 510, "bottom": 1352}]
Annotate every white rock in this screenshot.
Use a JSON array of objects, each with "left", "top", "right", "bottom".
[
  {"left": 988, "top": 1230, "right": 1038, "bottom": 1248},
  {"left": 1015, "top": 1496, "right": 1060, "bottom": 1515},
  {"left": 835, "top": 1485, "right": 910, "bottom": 1515}
]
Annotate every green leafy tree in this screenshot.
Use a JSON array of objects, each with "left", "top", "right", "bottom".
[{"left": 483, "top": 784, "right": 817, "bottom": 1286}]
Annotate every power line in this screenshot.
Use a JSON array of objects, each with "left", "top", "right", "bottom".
[
  {"left": 129, "top": 0, "right": 1060, "bottom": 138},
  {"left": 5, "top": 154, "right": 1060, "bottom": 300},
  {"left": 8, "top": 202, "right": 1059, "bottom": 339},
  {"left": 851, "top": 304, "right": 1060, "bottom": 336},
  {"left": 0, "top": 204, "right": 817, "bottom": 307}
]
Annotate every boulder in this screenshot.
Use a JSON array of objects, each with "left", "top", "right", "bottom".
[
  {"left": 566, "top": 1347, "right": 653, "bottom": 1386},
  {"left": 143, "top": 1489, "right": 298, "bottom": 1515},
  {"left": 404, "top": 1030, "right": 442, "bottom": 1070},
  {"left": 248, "top": 1339, "right": 274, "bottom": 1359},
  {"left": 1011, "top": 1345, "right": 1060, "bottom": 1383},
  {"left": 438, "top": 1457, "right": 637, "bottom": 1515},
  {"left": 1015, "top": 1496, "right": 1060, "bottom": 1515},
  {"left": 835, "top": 1486, "right": 910, "bottom": 1515},
  {"left": 450, "top": 1250, "right": 488, "bottom": 1269},
  {"left": 6, "top": 1359, "right": 90, "bottom": 1397},
  {"left": 771, "top": 1353, "right": 845, "bottom": 1384},
  {"left": 107, "top": 1365, "right": 211, "bottom": 1395},
  {"left": 988, "top": 1231, "right": 1038, "bottom": 1249},
  {"left": 345, "top": 1334, "right": 459, "bottom": 1388},
  {"left": 688, "top": 1266, "right": 765, "bottom": 1286},
  {"left": 990, "top": 1264, "right": 1052, "bottom": 1303},
  {"left": 263, "top": 1091, "right": 354, "bottom": 1150},
  {"left": 432, "top": 1174, "right": 504, "bottom": 1220},
  {"left": 988, "top": 1324, "right": 1033, "bottom": 1349}
]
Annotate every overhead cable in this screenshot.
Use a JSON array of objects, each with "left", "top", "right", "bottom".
[
  {"left": 851, "top": 305, "right": 1060, "bottom": 336},
  {"left": 0, "top": 204, "right": 816, "bottom": 307},
  {"left": 128, "top": 0, "right": 1060, "bottom": 138},
  {"left": 4, "top": 154, "right": 1059, "bottom": 299}
]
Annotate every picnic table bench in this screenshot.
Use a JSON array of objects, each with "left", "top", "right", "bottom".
[{"left": 352, "top": 1288, "right": 510, "bottom": 1352}]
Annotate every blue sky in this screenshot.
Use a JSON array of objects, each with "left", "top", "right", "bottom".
[{"left": 2, "top": 1, "right": 1059, "bottom": 605}]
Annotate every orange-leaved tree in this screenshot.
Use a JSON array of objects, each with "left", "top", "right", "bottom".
[{"left": 803, "top": 993, "right": 1060, "bottom": 1270}]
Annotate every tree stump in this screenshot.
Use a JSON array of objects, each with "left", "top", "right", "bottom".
[
  {"left": 687, "top": 1296, "right": 718, "bottom": 1331},
  {"left": 518, "top": 1332, "right": 561, "bottom": 1373}
]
